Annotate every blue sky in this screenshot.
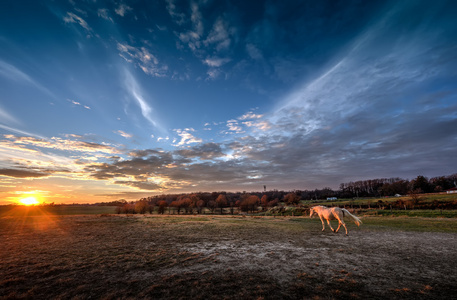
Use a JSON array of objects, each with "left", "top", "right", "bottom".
[{"left": 0, "top": 0, "right": 456, "bottom": 204}]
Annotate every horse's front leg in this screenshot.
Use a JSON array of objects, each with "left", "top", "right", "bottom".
[
  {"left": 319, "top": 216, "right": 325, "bottom": 231},
  {"left": 326, "top": 219, "right": 335, "bottom": 232}
]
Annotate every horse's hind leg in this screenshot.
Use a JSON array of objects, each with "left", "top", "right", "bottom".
[
  {"left": 343, "top": 222, "right": 348, "bottom": 235},
  {"left": 339, "top": 220, "right": 349, "bottom": 235},
  {"left": 335, "top": 221, "right": 342, "bottom": 233}
]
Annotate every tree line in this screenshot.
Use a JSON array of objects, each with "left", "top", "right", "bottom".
[
  {"left": 339, "top": 173, "right": 457, "bottom": 197},
  {"left": 112, "top": 173, "right": 456, "bottom": 214}
]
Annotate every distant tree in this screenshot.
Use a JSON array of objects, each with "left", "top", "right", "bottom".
[
  {"left": 135, "top": 200, "right": 148, "bottom": 214},
  {"left": 409, "top": 189, "right": 422, "bottom": 206},
  {"left": 215, "top": 194, "right": 227, "bottom": 214},
  {"left": 196, "top": 199, "right": 205, "bottom": 214},
  {"left": 283, "top": 193, "right": 300, "bottom": 205},
  {"left": 235, "top": 200, "right": 241, "bottom": 213},
  {"left": 207, "top": 200, "right": 216, "bottom": 213},
  {"left": 170, "top": 200, "right": 183, "bottom": 214},
  {"left": 190, "top": 194, "right": 201, "bottom": 213},
  {"left": 229, "top": 202, "right": 235, "bottom": 215},
  {"left": 157, "top": 201, "right": 167, "bottom": 214},
  {"left": 268, "top": 199, "right": 279, "bottom": 207},
  {"left": 260, "top": 195, "right": 269, "bottom": 210},
  {"left": 147, "top": 203, "right": 154, "bottom": 214},
  {"left": 181, "top": 197, "right": 192, "bottom": 214},
  {"left": 240, "top": 195, "right": 260, "bottom": 213},
  {"left": 411, "top": 175, "right": 430, "bottom": 193},
  {"left": 430, "top": 176, "right": 453, "bottom": 192},
  {"left": 121, "top": 203, "right": 135, "bottom": 214}
]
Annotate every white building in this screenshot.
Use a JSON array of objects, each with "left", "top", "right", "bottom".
[{"left": 446, "top": 187, "right": 457, "bottom": 194}]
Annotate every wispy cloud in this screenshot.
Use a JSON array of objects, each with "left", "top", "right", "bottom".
[
  {"left": 246, "top": 44, "right": 263, "bottom": 61},
  {"left": 166, "top": 0, "right": 185, "bottom": 25},
  {"left": 0, "top": 60, "right": 54, "bottom": 97},
  {"left": 203, "top": 56, "right": 231, "bottom": 67},
  {"left": 4, "top": 134, "right": 119, "bottom": 154},
  {"left": 177, "top": 2, "right": 204, "bottom": 53},
  {"left": 115, "top": 130, "right": 133, "bottom": 139},
  {"left": 170, "top": 3, "right": 237, "bottom": 81},
  {"left": 0, "top": 105, "right": 21, "bottom": 126},
  {"left": 225, "top": 120, "right": 244, "bottom": 134},
  {"left": 67, "top": 99, "right": 91, "bottom": 109},
  {"left": 238, "top": 112, "right": 263, "bottom": 120},
  {"left": 63, "top": 12, "right": 92, "bottom": 33},
  {"left": 122, "top": 69, "right": 165, "bottom": 132},
  {"left": 115, "top": 4, "right": 133, "bottom": 17},
  {"left": 173, "top": 128, "right": 203, "bottom": 146},
  {"left": 0, "top": 125, "right": 46, "bottom": 140},
  {"left": 204, "top": 17, "right": 232, "bottom": 51},
  {"left": 117, "top": 42, "right": 168, "bottom": 77},
  {"left": 97, "top": 8, "right": 113, "bottom": 22},
  {"left": 206, "top": 68, "right": 221, "bottom": 80}
]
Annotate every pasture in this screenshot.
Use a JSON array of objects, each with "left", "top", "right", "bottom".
[{"left": 1, "top": 212, "right": 456, "bottom": 299}]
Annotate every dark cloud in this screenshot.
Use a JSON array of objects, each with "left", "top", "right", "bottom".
[
  {"left": 114, "top": 180, "right": 163, "bottom": 191},
  {"left": 0, "top": 168, "right": 50, "bottom": 178},
  {"left": 86, "top": 150, "right": 179, "bottom": 181},
  {"left": 175, "top": 142, "right": 224, "bottom": 160},
  {"left": 128, "top": 149, "right": 163, "bottom": 157}
]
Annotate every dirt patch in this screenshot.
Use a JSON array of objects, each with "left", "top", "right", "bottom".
[{"left": 1, "top": 215, "right": 456, "bottom": 299}]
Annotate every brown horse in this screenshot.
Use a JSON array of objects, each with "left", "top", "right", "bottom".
[{"left": 310, "top": 206, "right": 362, "bottom": 235}]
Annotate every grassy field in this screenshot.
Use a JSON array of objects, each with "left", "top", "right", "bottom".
[
  {"left": 361, "top": 209, "right": 457, "bottom": 218},
  {"left": 0, "top": 205, "right": 116, "bottom": 216},
  {"left": 1, "top": 212, "right": 456, "bottom": 299}
]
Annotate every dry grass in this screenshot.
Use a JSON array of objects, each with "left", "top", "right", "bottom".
[{"left": 1, "top": 213, "right": 456, "bottom": 299}]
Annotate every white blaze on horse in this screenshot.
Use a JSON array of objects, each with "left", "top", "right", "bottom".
[{"left": 309, "top": 206, "right": 362, "bottom": 235}]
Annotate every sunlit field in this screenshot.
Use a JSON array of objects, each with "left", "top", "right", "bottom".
[
  {"left": 0, "top": 205, "right": 116, "bottom": 217},
  {"left": 1, "top": 210, "right": 456, "bottom": 299}
]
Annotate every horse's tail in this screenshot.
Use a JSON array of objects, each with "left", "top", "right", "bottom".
[{"left": 342, "top": 208, "right": 362, "bottom": 226}]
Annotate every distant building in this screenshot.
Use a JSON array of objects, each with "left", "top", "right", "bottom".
[{"left": 445, "top": 187, "right": 457, "bottom": 194}]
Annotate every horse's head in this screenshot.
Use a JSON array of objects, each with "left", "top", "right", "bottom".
[{"left": 309, "top": 207, "right": 316, "bottom": 217}]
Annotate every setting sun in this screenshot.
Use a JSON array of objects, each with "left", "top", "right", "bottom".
[{"left": 19, "top": 197, "right": 39, "bottom": 206}]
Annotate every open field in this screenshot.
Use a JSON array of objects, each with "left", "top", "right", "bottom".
[
  {"left": 1, "top": 213, "right": 457, "bottom": 299},
  {"left": 0, "top": 205, "right": 117, "bottom": 216}
]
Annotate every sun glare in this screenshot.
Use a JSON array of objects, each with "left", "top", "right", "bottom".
[{"left": 19, "top": 197, "right": 40, "bottom": 206}]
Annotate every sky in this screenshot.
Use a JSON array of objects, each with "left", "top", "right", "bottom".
[{"left": 0, "top": 0, "right": 456, "bottom": 204}]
